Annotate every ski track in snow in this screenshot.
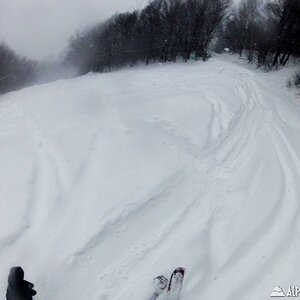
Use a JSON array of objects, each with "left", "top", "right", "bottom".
[{"left": 0, "top": 56, "right": 300, "bottom": 300}]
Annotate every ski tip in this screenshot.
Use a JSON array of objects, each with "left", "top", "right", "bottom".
[
  {"left": 167, "top": 267, "right": 186, "bottom": 292},
  {"left": 173, "top": 267, "right": 186, "bottom": 276}
]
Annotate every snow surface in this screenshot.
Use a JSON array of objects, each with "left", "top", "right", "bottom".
[{"left": 0, "top": 55, "right": 299, "bottom": 300}]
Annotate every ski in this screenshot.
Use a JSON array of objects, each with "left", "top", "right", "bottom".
[
  {"left": 149, "top": 275, "right": 168, "bottom": 300},
  {"left": 166, "top": 267, "right": 185, "bottom": 300}
]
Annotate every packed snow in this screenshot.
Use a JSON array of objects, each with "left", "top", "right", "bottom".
[{"left": 0, "top": 55, "right": 299, "bottom": 300}]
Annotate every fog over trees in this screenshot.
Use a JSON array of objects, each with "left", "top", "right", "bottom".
[
  {"left": 1, "top": 0, "right": 300, "bottom": 93},
  {"left": 0, "top": 46, "right": 75, "bottom": 94},
  {"left": 0, "top": 44, "right": 35, "bottom": 94}
]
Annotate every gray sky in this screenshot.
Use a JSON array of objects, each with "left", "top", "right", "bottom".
[{"left": 0, "top": 0, "right": 149, "bottom": 60}]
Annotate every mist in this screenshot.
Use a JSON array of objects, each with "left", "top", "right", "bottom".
[{"left": 0, "top": 0, "right": 149, "bottom": 60}]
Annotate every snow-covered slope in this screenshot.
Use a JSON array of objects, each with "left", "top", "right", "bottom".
[{"left": 0, "top": 56, "right": 299, "bottom": 300}]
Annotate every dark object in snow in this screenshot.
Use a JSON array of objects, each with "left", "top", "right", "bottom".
[
  {"left": 166, "top": 267, "right": 185, "bottom": 300},
  {"left": 150, "top": 267, "right": 185, "bottom": 300},
  {"left": 150, "top": 275, "right": 168, "bottom": 300},
  {"left": 6, "top": 267, "right": 37, "bottom": 300}
]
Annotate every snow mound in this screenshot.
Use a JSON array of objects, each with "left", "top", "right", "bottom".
[{"left": 0, "top": 56, "right": 299, "bottom": 300}]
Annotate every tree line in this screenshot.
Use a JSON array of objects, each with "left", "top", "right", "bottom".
[
  {"left": 218, "top": 0, "right": 300, "bottom": 67},
  {"left": 65, "top": 0, "right": 300, "bottom": 74},
  {"left": 0, "top": 43, "right": 36, "bottom": 94},
  {"left": 0, "top": 44, "right": 75, "bottom": 94},
  {"left": 1, "top": 0, "right": 300, "bottom": 94},
  {"left": 65, "top": 0, "right": 231, "bottom": 74}
]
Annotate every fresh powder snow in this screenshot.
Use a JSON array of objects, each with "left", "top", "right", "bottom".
[{"left": 0, "top": 55, "right": 299, "bottom": 300}]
